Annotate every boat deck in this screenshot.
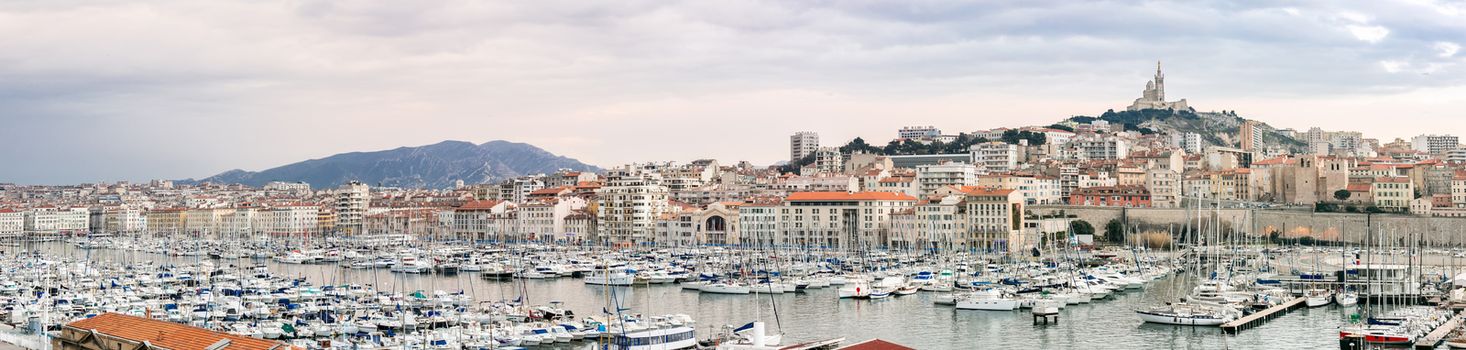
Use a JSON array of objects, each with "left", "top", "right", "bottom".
[
  {"left": 1414, "top": 310, "right": 1463, "bottom": 350},
  {"left": 1220, "top": 297, "right": 1306, "bottom": 334}
]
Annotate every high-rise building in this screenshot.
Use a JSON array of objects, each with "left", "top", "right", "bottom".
[
  {"left": 1181, "top": 132, "right": 1203, "bottom": 154},
  {"left": 789, "top": 131, "right": 819, "bottom": 162},
  {"left": 1240, "top": 120, "right": 1261, "bottom": 151},
  {"left": 335, "top": 181, "right": 370, "bottom": 235},
  {"left": 596, "top": 167, "right": 670, "bottom": 244},
  {"left": 1413, "top": 134, "right": 1460, "bottom": 155}
]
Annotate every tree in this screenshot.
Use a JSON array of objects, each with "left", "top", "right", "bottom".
[
  {"left": 1046, "top": 124, "right": 1075, "bottom": 132},
  {"left": 1333, "top": 189, "right": 1351, "bottom": 201},
  {"left": 1070, "top": 220, "right": 1095, "bottom": 236},
  {"left": 839, "top": 137, "right": 881, "bottom": 154},
  {"left": 1104, "top": 219, "right": 1125, "bottom": 245}
]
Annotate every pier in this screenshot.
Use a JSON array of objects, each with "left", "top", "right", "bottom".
[
  {"left": 1414, "top": 310, "right": 1464, "bottom": 350},
  {"left": 1221, "top": 297, "right": 1306, "bottom": 334}
]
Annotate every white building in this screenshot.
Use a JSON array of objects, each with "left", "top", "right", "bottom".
[
  {"left": 790, "top": 131, "right": 820, "bottom": 162},
  {"left": 915, "top": 163, "right": 977, "bottom": 196},
  {"left": 263, "top": 181, "right": 311, "bottom": 193},
  {"left": 812, "top": 147, "right": 844, "bottom": 174},
  {"left": 518, "top": 195, "right": 588, "bottom": 242},
  {"left": 779, "top": 192, "right": 915, "bottom": 248},
  {"left": 255, "top": 204, "right": 319, "bottom": 237},
  {"left": 451, "top": 200, "right": 513, "bottom": 241},
  {"left": 738, "top": 202, "right": 782, "bottom": 247},
  {"left": 1413, "top": 134, "right": 1460, "bottom": 155},
  {"left": 596, "top": 168, "right": 671, "bottom": 244},
  {"left": 970, "top": 141, "right": 1019, "bottom": 174},
  {"left": 898, "top": 126, "right": 941, "bottom": 141},
  {"left": 1145, "top": 169, "right": 1182, "bottom": 208},
  {"left": 1181, "top": 132, "right": 1203, "bottom": 154},
  {"left": 0, "top": 209, "right": 22, "bottom": 237},
  {"left": 977, "top": 175, "right": 1062, "bottom": 205},
  {"left": 1067, "top": 136, "right": 1130, "bottom": 160},
  {"left": 100, "top": 208, "right": 146, "bottom": 234},
  {"left": 335, "top": 181, "right": 371, "bottom": 235},
  {"left": 24, "top": 207, "right": 89, "bottom": 234}
]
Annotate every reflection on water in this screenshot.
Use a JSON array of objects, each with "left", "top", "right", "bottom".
[{"left": 36, "top": 244, "right": 1360, "bottom": 349}]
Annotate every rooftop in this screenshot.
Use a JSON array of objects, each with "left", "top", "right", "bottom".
[
  {"left": 786, "top": 192, "right": 916, "bottom": 201},
  {"left": 66, "top": 313, "right": 296, "bottom": 350}
]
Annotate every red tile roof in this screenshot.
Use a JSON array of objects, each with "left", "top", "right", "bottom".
[
  {"left": 786, "top": 192, "right": 916, "bottom": 201},
  {"left": 67, "top": 313, "right": 296, "bottom": 350},
  {"left": 457, "top": 200, "right": 505, "bottom": 210},
  {"left": 529, "top": 186, "right": 572, "bottom": 196},
  {"left": 953, "top": 186, "right": 1016, "bottom": 196}
]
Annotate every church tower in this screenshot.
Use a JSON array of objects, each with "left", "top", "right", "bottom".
[
  {"left": 1153, "top": 61, "right": 1164, "bottom": 101},
  {"left": 1127, "top": 60, "right": 1188, "bottom": 112}
]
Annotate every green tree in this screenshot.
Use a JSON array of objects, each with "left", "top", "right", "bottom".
[
  {"left": 1070, "top": 220, "right": 1095, "bottom": 236},
  {"left": 1104, "top": 219, "right": 1125, "bottom": 245},
  {"left": 1333, "top": 189, "right": 1351, "bottom": 201},
  {"left": 839, "top": 137, "right": 881, "bottom": 154}
]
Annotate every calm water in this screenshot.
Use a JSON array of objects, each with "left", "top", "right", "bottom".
[{"left": 40, "top": 244, "right": 1365, "bottom": 350}]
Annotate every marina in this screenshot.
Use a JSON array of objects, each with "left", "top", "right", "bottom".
[{"left": 0, "top": 235, "right": 1457, "bottom": 349}]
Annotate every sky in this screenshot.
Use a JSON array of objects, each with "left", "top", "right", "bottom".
[{"left": 2, "top": 0, "right": 1465, "bottom": 185}]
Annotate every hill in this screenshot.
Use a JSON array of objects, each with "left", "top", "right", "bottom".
[
  {"left": 1067, "top": 109, "right": 1306, "bottom": 152},
  {"left": 186, "top": 140, "right": 601, "bottom": 189}
]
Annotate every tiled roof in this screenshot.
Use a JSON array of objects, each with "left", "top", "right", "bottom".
[
  {"left": 457, "top": 200, "right": 504, "bottom": 210},
  {"left": 786, "top": 192, "right": 916, "bottom": 201},
  {"left": 67, "top": 313, "right": 295, "bottom": 350},
  {"left": 953, "top": 186, "right": 1015, "bottom": 196}
]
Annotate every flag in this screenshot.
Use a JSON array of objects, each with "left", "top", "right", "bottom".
[{"left": 733, "top": 322, "right": 754, "bottom": 333}]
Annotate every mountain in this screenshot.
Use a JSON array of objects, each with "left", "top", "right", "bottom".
[
  {"left": 1066, "top": 109, "right": 1306, "bottom": 152},
  {"left": 187, "top": 140, "right": 601, "bottom": 189}
]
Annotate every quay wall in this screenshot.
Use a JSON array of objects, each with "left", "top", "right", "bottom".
[{"left": 1028, "top": 206, "right": 1466, "bottom": 245}]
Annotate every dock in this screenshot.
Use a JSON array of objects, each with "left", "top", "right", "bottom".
[
  {"left": 1221, "top": 297, "right": 1307, "bottom": 334},
  {"left": 1414, "top": 310, "right": 1464, "bottom": 350}
]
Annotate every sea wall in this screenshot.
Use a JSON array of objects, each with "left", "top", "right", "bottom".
[{"left": 1028, "top": 205, "right": 1466, "bottom": 245}]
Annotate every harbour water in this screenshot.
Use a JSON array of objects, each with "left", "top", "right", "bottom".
[{"left": 30, "top": 243, "right": 1366, "bottom": 349}]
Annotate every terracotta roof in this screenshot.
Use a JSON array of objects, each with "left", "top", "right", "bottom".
[
  {"left": 528, "top": 186, "right": 572, "bottom": 196},
  {"left": 953, "top": 186, "right": 1016, "bottom": 196},
  {"left": 457, "top": 200, "right": 505, "bottom": 210},
  {"left": 67, "top": 313, "right": 296, "bottom": 350},
  {"left": 786, "top": 192, "right": 916, "bottom": 201}
]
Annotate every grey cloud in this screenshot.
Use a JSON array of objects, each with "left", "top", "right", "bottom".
[{"left": 1, "top": 0, "right": 1464, "bottom": 184}]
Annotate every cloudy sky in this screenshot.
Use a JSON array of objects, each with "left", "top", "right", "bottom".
[{"left": 3, "top": 0, "right": 1465, "bottom": 185}]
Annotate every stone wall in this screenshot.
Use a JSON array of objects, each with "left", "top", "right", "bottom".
[{"left": 1029, "top": 205, "right": 1466, "bottom": 245}]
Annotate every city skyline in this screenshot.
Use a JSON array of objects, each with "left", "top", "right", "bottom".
[{"left": 4, "top": 1, "right": 1466, "bottom": 185}]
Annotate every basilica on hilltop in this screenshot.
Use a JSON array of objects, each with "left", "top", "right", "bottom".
[{"left": 1127, "top": 61, "right": 1190, "bottom": 112}]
